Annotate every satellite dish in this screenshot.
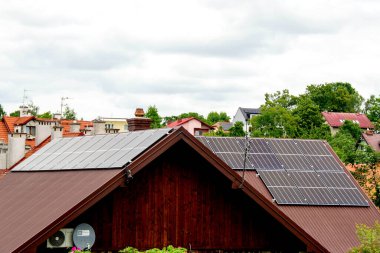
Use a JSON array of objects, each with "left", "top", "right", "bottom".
[
  {"left": 73, "top": 223, "right": 96, "bottom": 250},
  {"left": 49, "top": 230, "right": 65, "bottom": 247}
]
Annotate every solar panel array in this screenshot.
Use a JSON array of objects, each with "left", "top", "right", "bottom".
[
  {"left": 197, "top": 136, "right": 368, "bottom": 207},
  {"left": 13, "top": 128, "right": 171, "bottom": 171}
]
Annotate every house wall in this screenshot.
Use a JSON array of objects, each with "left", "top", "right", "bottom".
[
  {"left": 233, "top": 109, "right": 250, "bottom": 132},
  {"left": 182, "top": 119, "right": 202, "bottom": 135},
  {"left": 38, "top": 142, "right": 306, "bottom": 252}
]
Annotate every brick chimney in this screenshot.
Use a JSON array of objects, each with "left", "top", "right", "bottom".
[{"left": 127, "top": 108, "right": 152, "bottom": 131}]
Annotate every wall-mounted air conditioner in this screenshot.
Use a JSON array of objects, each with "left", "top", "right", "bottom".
[{"left": 47, "top": 228, "right": 74, "bottom": 248}]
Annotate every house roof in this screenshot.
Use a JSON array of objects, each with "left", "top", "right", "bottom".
[
  {"left": 212, "top": 122, "right": 233, "bottom": 131},
  {"left": 239, "top": 107, "right": 261, "bottom": 120},
  {"left": 0, "top": 128, "right": 379, "bottom": 253},
  {"left": 60, "top": 119, "right": 93, "bottom": 134},
  {"left": 167, "top": 117, "right": 212, "bottom": 129},
  {"left": 0, "top": 121, "right": 8, "bottom": 143},
  {"left": 362, "top": 132, "right": 380, "bottom": 152},
  {"left": 322, "top": 112, "right": 374, "bottom": 129}
]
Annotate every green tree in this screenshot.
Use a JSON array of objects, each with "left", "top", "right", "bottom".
[
  {"left": 10, "top": 110, "right": 20, "bottom": 117},
  {"left": 27, "top": 102, "right": 39, "bottom": 116},
  {"left": 145, "top": 105, "right": 162, "bottom": 129},
  {"left": 364, "top": 95, "right": 380, "bottom": 122},
  {"left": 264, "top": 89, "right": 298, "bottom": 110},
  {"left": 178, "top": 112, "right": 207, "bottom": 123},
  {"left": 0, "top": 104, "right": 6, "bottom": 119},
  {"left": 229, "top": 121, "right": 245, "bottom": 137},
  {"left": 251, "top": 106, "right": 299, "bottom": 138},
  {"left": 305, "top": 82, "right": 364, "bottom": 112},
  {"left": 329, "top": 132, "right": 356, "bottom": 164},
  {"left": 349, "top": 221, "right": 380, "bottom": 253},
  {"left": 292, "top": 96, "right": 324, "bottom": 131},
  {"left": 206, "top": 111, "right": 231, "bottom": 125},
  {"left": 63, "top": 106, "right": 76, "bottom": 120},
  {"left": 37, "top": 111, "right": 53, "bottom": 119},
  {"left": 340, "top": 120, "right": 363, "bottom": 142}
]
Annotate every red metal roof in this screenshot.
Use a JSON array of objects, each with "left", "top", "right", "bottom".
[
  {"left": 322, "top": 112, "right": 374, "bottom": 128},
  {"left": 362, "top": 132, "right": 380, "bottom": 152},
  {"left": 0, "top": 169, "right": 124, "bottom": 253},
  {"left": 0, "top": 128, "right": 379, "bottom": 253}
]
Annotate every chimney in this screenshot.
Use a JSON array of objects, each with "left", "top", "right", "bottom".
[
  {"left": 19, "top": 105, "right": 30, "bottom": 117},
  {"left": 35, "top": 121, "right": 53, "bottom": 146},
  {"left": 51, "top": 126, "right": 63, "bottom": 140},
  {"left": 127, "top": 108, "right": 152, "bottom": 131},
  {"left": 6, "top": 133, "right": 26, "bottom": 168},
  {"left": 70, "top": 121, "right": 81, "bottom": 133},
  {"left": 93, "top": 119, "right": 106, "bottom": 135},
  {"left": 53, "top": 113, "right": 62, "bottom": 120},
  {"left": 366, "top": 130, "right": 374, "bottom": 136}
]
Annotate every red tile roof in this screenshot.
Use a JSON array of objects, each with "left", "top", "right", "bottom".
[
  {"left": 362, "top": 132, "right": 380, "bottom": 152},
  {"left": 60, "top": 119, "right": 93, "bottom": 134},
  {"left": 0, "top": 121, "right": 8, "bottom": 143},
  {"left": 322, "top": 112, "right": 374, "bottom": 128},
  {"left": 167, "top": 117, "right": 212, "bottom": 129},
  {"left": 14, "top": 116, "right": 35, "bottom": 125}
]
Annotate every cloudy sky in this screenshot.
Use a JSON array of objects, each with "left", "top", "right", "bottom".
[{"left": 1, "top": 0, "right": 380, "bottom": 120}]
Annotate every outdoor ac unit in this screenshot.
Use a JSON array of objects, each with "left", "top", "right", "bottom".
[{"left": 47, "top": 228, "right": 74, "bottom": 248}]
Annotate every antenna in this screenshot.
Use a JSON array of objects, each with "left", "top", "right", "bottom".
[
  {"left": 60, "top": 97, "right": 71, "bottom": 115},
  {"left": 22, "top": 89, "right": 31, "bottom": 107},
  {"left": 239, "top": 118, "right": 250, "bottom": 189}
]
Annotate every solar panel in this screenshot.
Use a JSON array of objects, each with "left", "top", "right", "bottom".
[
  {"left": 13, "top": 128, "right": 171, "bottom": 171},
  {"left": 196, "top": 136, "right": 369, "bottom": 207}
]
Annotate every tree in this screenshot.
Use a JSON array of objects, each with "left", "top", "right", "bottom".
[
  {"left": 292, "top": 96, "right": 324, "bottom": 131},
  {"left": 264, "top": 89, "right": 298, "bottom": 110},
  {"left": 0, "top": 104, "right": 6, "bottom": 119},
  {"left": 251, "top": 106, "right": 299, "bottom": 138},
  {"left": 305, "top": 82, "right": 364, "bottom": 112},
  {"left": 206, "top": 111, "right": 231, "bottom": 125},
  {"left": 27, "top": 102, "right": 39, "bottom": 116},
  {"left": 178, "top": 112, "right": 207, "bottom": 123},
  {"left": 37, "top": 111, "right": 53, "bottom": 119},
  {"left": 145, "top": 105, "right": 162, "bottom": 129},
  {"left": 229, "top": 121, "right": 245, "bottom": 137},
  {"left": 10, "top": 110, "right": 20, "bottom": 117},
  {"left": 63, "top": 106, "right": 76, "bottom": 120},
  {"left": 349, "top": 221, "right": 380, "bottom": 253},
  {"left": 329, "top": 132, "right": 356, "bottom": 164},
  {"left": 364, "top": 95, "right": 380, "bottom": 122},
  {"left": 340, "top": 120, "right": 363, "bottom": 142}
]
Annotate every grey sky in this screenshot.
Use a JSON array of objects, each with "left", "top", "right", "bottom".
[{"left": 1, "top": 0, "right": 380, "bottom": 119}]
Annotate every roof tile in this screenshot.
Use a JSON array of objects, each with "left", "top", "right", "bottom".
[{"left": 322, "top": 112, "right": 374, "bottom": 128}]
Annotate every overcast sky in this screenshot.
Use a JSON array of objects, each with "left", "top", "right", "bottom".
[{"left": 1, "top": 0, "right": 380, "bottom": 120}]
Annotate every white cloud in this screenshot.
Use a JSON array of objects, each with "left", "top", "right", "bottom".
[{"left": 0, "top": 0, "right": 380, "bottom": 119}]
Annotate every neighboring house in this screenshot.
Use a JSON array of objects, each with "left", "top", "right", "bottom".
[
  {"left": 212, "top": 121, "right": 233, "bottom": 133},
  {"left": 322, "top": 112, "right": 374, "bottom": 135},
  {"left": 0, "top": 125, "right": 379, "bottom": 252},
  {"left": 362, "top": 130, "right": 380, "bottom": 152},
  {"left": 99, "top": 117, "right": 129, "bottom": 133},
  {"left": 232, "top": 107, "right": 261, "bottom": 131},
  {"left": 167, "top": 117, "right": 213, "bottom": 136}
]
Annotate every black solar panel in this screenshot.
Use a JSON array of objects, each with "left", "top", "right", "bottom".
[
  {"left": 196, "top": 136, "right": 369, "bottom": 207},
  {"left": 13, "top": 128, "right": 171, "bottom": 171}
]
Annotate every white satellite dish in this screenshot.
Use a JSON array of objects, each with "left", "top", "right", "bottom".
[{"left": 73, "top": 223, "right": 96, "bottom": 250}]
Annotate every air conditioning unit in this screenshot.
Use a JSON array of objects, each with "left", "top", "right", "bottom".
[{"left": 47, "top": 228, "right": 74, "bottom": 248}]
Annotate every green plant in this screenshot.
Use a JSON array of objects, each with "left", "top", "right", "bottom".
[
  {"left": 119, "top": 245, "right": 187, "bottom": 253},
  {"left": 349, "top": 221, "right": 380, "bottom": 253},
  {"left": 68, "top": 246, "right": 91, "bottom": 253}
]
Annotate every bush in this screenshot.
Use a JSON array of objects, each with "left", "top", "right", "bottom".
[
  {"left": 119, "top": 245, "right": 187, "bottom": 253},
  {"left": 349, "top": 221, "right": 380, "bottom": 253}
]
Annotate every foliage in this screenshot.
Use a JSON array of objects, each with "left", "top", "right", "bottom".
[
  {"left": 251, "top": 106, "right": 298, "bottom": 138},
  {"left": 206, "top": 111, "right": 230, "bottom": 125},
  {"left": 364, "top": 95, "right": 380, "bottom": 122},
  {"left": 292, "top": 96, "right": 324, "bottom": 130},
  {"left": 0, "top": 104, "right": 5, "bottom": 119},
  {"left": 27, "top": 102, "right": 39, "bottom": 116},
  {"left": 63, "top": 106, "right": 76, "bottom": 120},
  {"left": 229, "top": 121, "right": 245, "bottom": 137},
  {"left": 264, "top": 89, "right": 298, "bottom": 110},
  {"left": 119, "top": 245, "right": 186, "bottom": 253},
  {"left": 178, "top": 112, "right": 207, "bottom": 123},
  {"left": 349, "top": 221, "right": 380, "bottom": 253},
  {"left": 37, "top": 111, "right": 53, "bottom": 119},
  {"left": 145, "top": 105, "right": 162, "bottom": 128},
  {"left": 305, "top": 82, "right": 364, "bottom": 112},
  {"left": 10, "top": 110, "right": 20, "bottom": 117},
  {"left": 203, "top": 126, "right": 228, "bottom": 137},
  {"left": 329, "top": 132, "right": 356, "bottom": 164},
  {"left": 340, "top": 120, "right": 363, "bottom": 142}
]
